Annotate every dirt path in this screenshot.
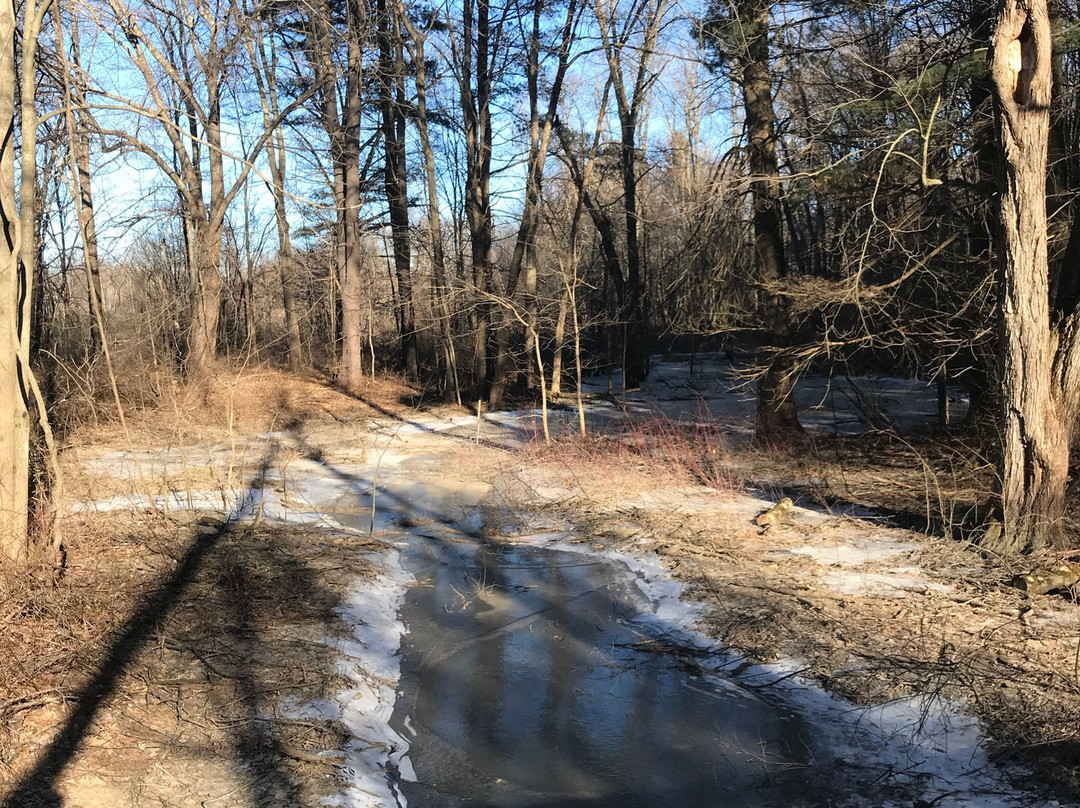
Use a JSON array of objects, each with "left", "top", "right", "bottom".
[{"left": 2, "top": 364, "right": 1077, "bottom": 806}]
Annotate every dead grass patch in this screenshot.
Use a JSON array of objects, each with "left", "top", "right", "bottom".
[
  {"left": 521, "top": 415, "right": 739, "bottom": 501},
  {"left": 0, "top": 508, "right": 382, "bottom": 807},
  {"left": 63, "top": 364, "right": 423, "bottom": 453}
]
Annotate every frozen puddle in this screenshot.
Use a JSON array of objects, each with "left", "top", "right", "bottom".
[{"left": 389, "top": 534, "right": 827, "bottom": 807}]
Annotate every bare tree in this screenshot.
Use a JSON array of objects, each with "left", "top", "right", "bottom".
[
  {"left": 338, "top": 0, "right": 369, "bottom": 393},
  {"left": 590, "top": 0, "right": 669, "bottom": 390},
  {"left": 376, "top": 0, "right": 417, "bottom": 378},
  {"left": 0, "top": 0, "right": 28, "bottom": 563},
  {"left": 55, "top": 1, "right": 105, "bottom": 359},
  {"left": 249, "top": 12, "right": 303, "bottom": 369},
  {"left": 93, "top": 0, "right": 297, "bottom": 376},
  {"left": 449, "top": 0, "right": 499, "bottom": 395},
  {"left": 0, "top": 0, "right": 56, "bottom": 564},
  {"left": 487, "top": 0, "right": 580, "bottom": 406},
  {"left": 734, "top": 0, "right": 801, "bottom": 436},
  {"left": 988, "top": 0, "right": 1080, "bottom": 552},
  {"left": 394, "top": 0, "right": 461, "bottom": 400}
]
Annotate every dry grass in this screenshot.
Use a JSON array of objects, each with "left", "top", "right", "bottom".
[
  {"left": 1, "top": 365, "right": 462, "bottom": 805},
  {"left": 522, "top": 414, "right": 739, "bottom": 500},
  {"left": 0, "top": 507, "right": 383, "bottom": 806}
]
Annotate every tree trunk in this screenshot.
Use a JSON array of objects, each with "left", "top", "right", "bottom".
[
  {"left": 0, "top": 0, "right": 29, "bottom": 563},
  {"left": 737, "top": 0, "right": 801, "bottom": 436},
  {"left": 550, "top": 275, "right": 568, "bottom": 397},
  {"left": 377, "top": 0, "right": 417, "bottom": 378},
  {"left": 312, "top": 1, "right": 344, "bottom": 367},
  {"left": 962, "top": 0, "right": 1002, "bottom": 435},
  {"left": 396, "top": 0, "right": 460, "bottom": 401},
  {"left": 273, "top": 172, "right": 303, "bottom": 370},
  {"left": 489, "top": 0, "right": 578, "bottom": 405},
  {"left": 57, "top": 10, "right": 104, "bottom": 359},
  {"left": 591, "top": 0, "right": 666, "bottom": 392},
  {"left": 618, "top": 106, "right": 646, "bottom": 390},
  {"left": 459, "top": 0, "right": 495, "bottom": 400},
  {"left": 252, "top": 24, "right": 303, "bottom": 370},
  {"left": 988, "top": 0, "right": 1069, "bottom": 552},
  {"left": 184, "top": 67, "right": 227, "bottom": 378},
  {"left": 339, "top": 7, "right": 366, "bottom": 394},
  {"left": 187, "top": 220, "right": 223, "bottom": 376}
]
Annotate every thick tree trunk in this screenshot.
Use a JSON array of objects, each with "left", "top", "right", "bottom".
[
  {"left": 339, "top": 13, "right": 366, "bottom": 394},
  {"left": 377, "top": 0, "right": 417, "bottom": 378},
  {"left": 187, "top": 221, "right": 224, "bottom": 376},
  {"left": 738, "top": 0, "right": 801, "bottom": 437},
  {"left": 988, "top": 0, "right": 1069, "bottom": 552},
  {"left": 0, "top": 0, "right": 29, "bottom": 563},
  {"left": 186, "top": 70, "right": 227, "bottom": 378}
]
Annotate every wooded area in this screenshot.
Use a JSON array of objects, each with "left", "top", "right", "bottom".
[{"left": 1, "top": 0, "right": 1079, "bottom": 564}]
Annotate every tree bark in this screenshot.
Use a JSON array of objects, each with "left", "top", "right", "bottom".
[
  {"left": 250, "top": 22, "right": 303, "bottom": 370},
  {"left": 488, "top": 0, "right": 578, "bottom": 406},
  {"left": 590, "top": 0, "right": 667, "bottom": 391},
  {"left": 56, "top": 10, "right": 104, "bottom": 359},
  {"left": 988, "top": 0, "right": 1069, "bottom": 551},
  {"left": 311, "top": 1, "right": 344, "bottom": 365},
  {"left": 377, "top": 0, "right": 417, "bottom": 378},
  {"left": 458, "top": 0, "right": 496, "bottom": 398},
  {"left": 339, "top": 0, "right": 367, "bottom": 394},
  {"left": 0, "top": 0, "right": 29, "bottom": 563},
  {"left": 395, "top": 0, "right": 460, "bottom": 401},
  {"left": 188, "top": 220, "right": 224, "bottom": 375},
  {"left": 736, "top": 0, "right": 801, "bottom": 436}
]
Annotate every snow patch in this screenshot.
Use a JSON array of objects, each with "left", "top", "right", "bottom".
[
  {"left": 790, "top": 539, "right": 918, "bottom": 566},
  {"left": 314, "top": 548, "right": 415, "bottom": 808},
  {"left": 520, "top": 530, "right": 1034, "bottom": 808},
  {"left": 819, "top": 569, "right": 951, "bottom": 598}
]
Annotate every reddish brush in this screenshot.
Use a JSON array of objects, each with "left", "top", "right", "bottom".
[{"left": 524, "top": 408, "right": 737, "bottom": 493}]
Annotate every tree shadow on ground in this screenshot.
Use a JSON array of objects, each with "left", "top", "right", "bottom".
[{"left": 0, "top": 425, "right": 395, "bottom": 808}]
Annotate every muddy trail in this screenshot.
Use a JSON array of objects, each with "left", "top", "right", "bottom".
[
  {"left": 1, "top": 361, "right": 1073, "bottom": 807},
  {"left": 387, "top": 534, "right": 826, "bottom": 807}
]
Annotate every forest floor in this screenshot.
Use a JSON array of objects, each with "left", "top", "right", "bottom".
[{"left": 1, "top": 355, "right": 1078, "bottom": 807}]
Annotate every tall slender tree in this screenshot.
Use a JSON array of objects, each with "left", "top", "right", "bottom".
[
  {"left": 376, "top": 0, "right": 417, "bottom": 378},
  {"left": 394, "top": 0, "right": 461, "bottom": 400},
  {"left": 452, "top": 0, "right": 498, "bottom": 395},
  {"left": 338, "top": 0, "right": 371, "bottom": 393},
  {"left": 249, "top": 14, "right": 303, "bottom": 370},
  {"left": 0, "top": 0, "right": 27, "bottom": 563},
  {"left": 591, "top": 0, "right": 669, "bottom": 390},
  {"left": 488, "top": 0, "right": 580, "bottom": 406}
]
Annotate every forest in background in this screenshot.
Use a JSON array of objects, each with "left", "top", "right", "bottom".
[{"left": 0, "top": 0, "right": 1078, "bottom": 565}]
